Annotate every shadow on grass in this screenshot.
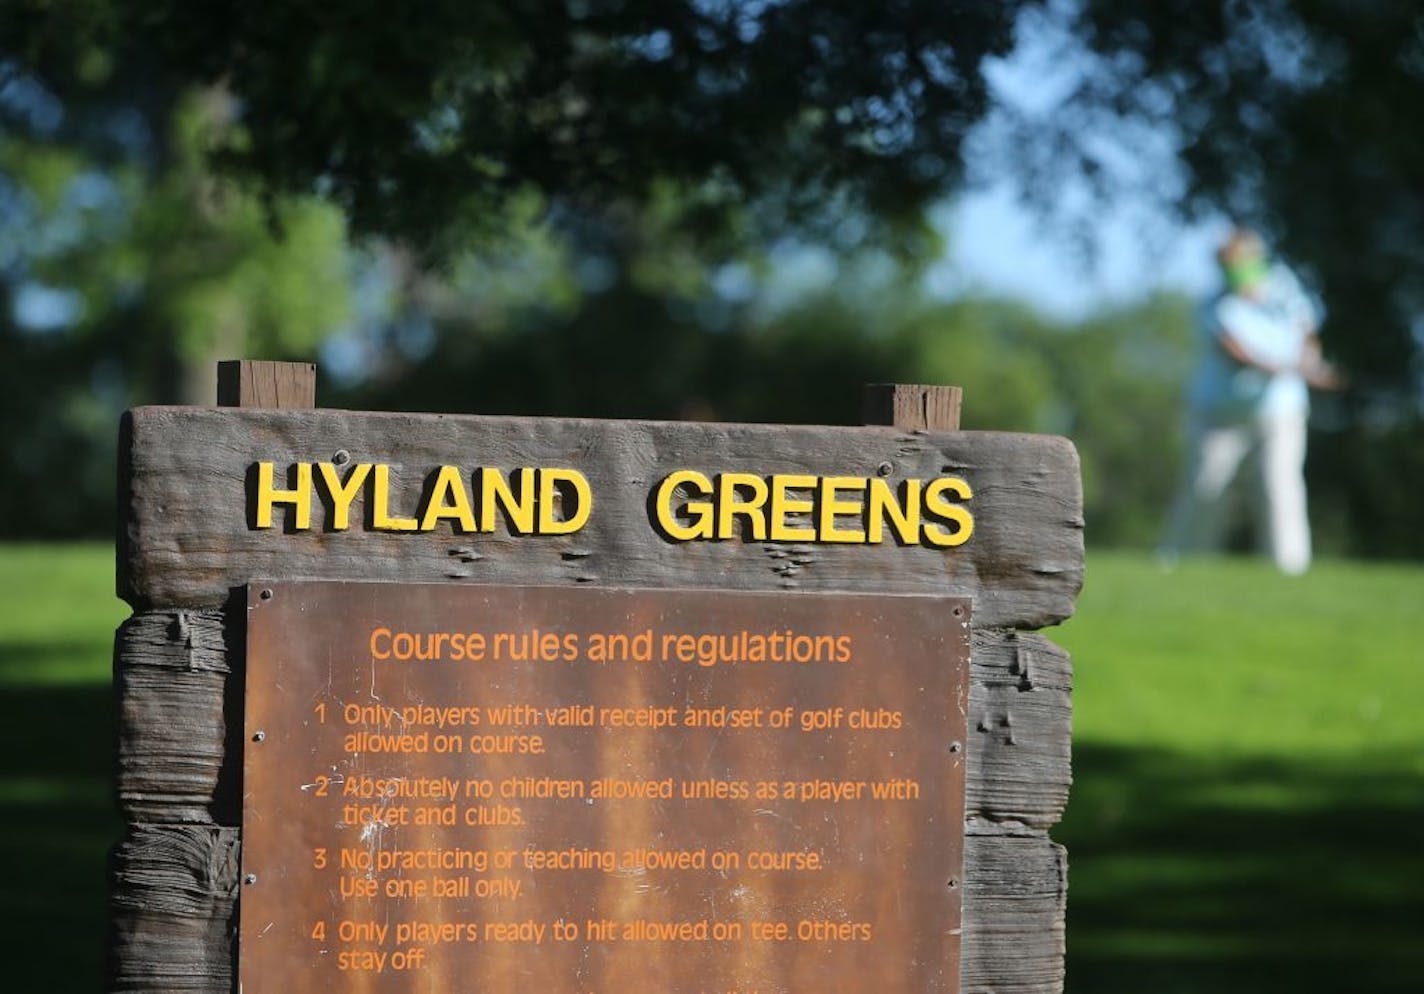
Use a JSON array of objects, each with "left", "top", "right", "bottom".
[
  {"left": 0, "top": 680, "right": 118, "bottom": 991},
  {"left": 1062, "top": 743, "right": 1424, "bottom": 994},
  {"left": 2, "top": 674, "right": 1421, "bottom": 994}
]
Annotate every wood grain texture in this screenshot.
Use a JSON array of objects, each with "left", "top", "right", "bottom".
[
  {"left": 114, "top": 610, "right": 238, "bottom": 824},
  {"left": 108, "top": 824, "right": 241, "bottom": 993},
  {"left": 215, "top": 361, "right": 316, "bottom": 409},
  {"left": 960, "top": 834, "right": 1067, "bottom": 994},
  {"left": 110, "top": 608, "right": 1072, "bottom": 993},
  {"left": 864, "top": 383, "right": 964, "bottom": 431},
  {"left": 118, "top": 407, "right": 1084, "bottom": 627},
  {"left": 968, "top": 631, "right": 1072, "bottom": 831}
]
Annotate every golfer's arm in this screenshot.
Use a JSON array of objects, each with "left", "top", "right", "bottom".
[{"left": 1217, "top": 329, "right": 1281, "bottom": 374}]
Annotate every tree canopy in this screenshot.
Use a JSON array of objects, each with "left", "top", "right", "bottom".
[
  {"left": 3, "top": 1, "right": 1423, "bottom": 553},
  {"left": 3, "top": 1, "right": 1031, "bottom": 257},
  {"left": 11, "top": 3, "right": 1419, "bottom": 377},
  {"left": 1059, "top": 1, "right": 1424, "bottom": 391}
]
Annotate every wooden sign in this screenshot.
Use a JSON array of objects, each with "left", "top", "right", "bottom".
[
  {"left": 240, "top": 583, "right": 970, "bottom": 992},
  {"left": 110, "top": 367, "right": 1081, "bottom": 994}
]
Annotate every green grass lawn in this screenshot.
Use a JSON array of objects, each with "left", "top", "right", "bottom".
[
  {"left": 0, "top": 544, "right": 127, "bottom": 989},
  {"left": 1054, "top": 551, "right": 1424, "bottom": 993},
  {"left": 1, "top": 544, "right": 1420, "bottom": 991}
]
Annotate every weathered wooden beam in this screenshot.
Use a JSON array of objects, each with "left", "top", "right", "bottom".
[
  {"left": 967, "top": 631, "right": 1073, "bottom": 831},
  {"left": 118, "top": 408, "right": 1084, "bottom": 627},
  {"left": 114, "top": 609, "right": 236, "bottom": 825},
  {"left": 110, "top": 363, "right": 317, "bottom": 994},
  {"left": 108, "top": 825, "right": 241, "bottom": 994},
  {"left": 960, "top": 834, "right": 1067, "bottom": 994}
]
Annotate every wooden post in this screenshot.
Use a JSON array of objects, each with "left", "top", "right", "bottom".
[
  {"left": 863, "top": 383, "right": 962, "bottom": 431},
  {"left": 216, "top": 360, "right": 317, "bottom": 409},
  {"left": 868, "top": 382, "right": 1071, "bottom": 993},
  {"left": 109, "top": 361, "right": 317, "bottom": 994}
]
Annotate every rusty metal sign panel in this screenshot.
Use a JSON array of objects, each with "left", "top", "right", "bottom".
[{"left": 240, "top": 582, "right": 969, "bottom": 993}]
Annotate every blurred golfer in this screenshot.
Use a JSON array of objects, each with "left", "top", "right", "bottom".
[{"left": 1161, "top": 228, "right": 1342, "bottom": 574}]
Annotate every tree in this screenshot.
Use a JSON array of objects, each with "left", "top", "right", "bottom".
[
  {"left": 5, "top": 2, "right": 1422, "bottom": 553},
  {"left": 1020, "top": 1, "right": 1424, "bottom": 394},
  {"left": 3, "top": 1, "right": 1036, "bottom": 257},
  {"left": 0, "top": 1, "right": 1043, "bottom": 539},
  {"left": 13, "top": 3, "right": 1422, "bottom": 372},
  {"left": 1, "top": 37, "right": 352, "bottom": 536}
]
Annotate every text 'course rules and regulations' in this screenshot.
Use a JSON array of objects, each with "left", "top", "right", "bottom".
[{"left": 240, "top": 583, "right": 969, "bottom": 994}]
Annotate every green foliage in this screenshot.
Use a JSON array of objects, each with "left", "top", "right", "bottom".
[
  {"left": 79, "top": 1, "right": 1029, "bottom": 257},
  {"left": 8, "top": 90, "right": 353, "bottom": 383},
  {"left": 1052, "top": 1, "right": 1424, "bottom": 392},
  {"left": 335, "top": 251, "right": 1197, "bottom": 549},
  {"left": 1, "top": 74, "right": 353, "bottom": 535},
  {"left": 1047, "top": 295, "right": 1195, "bottom": 546},
  {"left": 3, "top": 2, "right": 1419, "bottom": 556},
  {"left": 902, "top": 297, "right": 1059, "bottom": 432},
  {"left": 1309, "top": 416, "right": 1424, "bottom": 559},
  {"left": 14, "top": 1, "right": 1420, "bottom": 391},
  {"left": 140, "top": 95, "right": 352, "bottom": 365}
]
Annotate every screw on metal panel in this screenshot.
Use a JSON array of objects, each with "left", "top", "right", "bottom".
[
  {"left": 876, "top": 461, "right": 894, "bottom": 477},
  {"left": 952, "top": 605, "right": 963, "bottom": 618},
  {"left": 259, "top": 589, "right": 273, "bottom": 601},
  {"left": 948, "top": 741, "right": 962, "bottom": 754},
  {"left": 333, "top": 449, "right": 350, "bottom": 465},
  {"left": 244, "top": 873, "right": 257, "bottom": 885},
  {"left": 252, "top": 731, "right": 265, "bottom": 742},
  {"left": 947, "top": 877, "right": 959, "bottom": 889}
]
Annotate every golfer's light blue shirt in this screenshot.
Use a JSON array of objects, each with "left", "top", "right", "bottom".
[{"left": 1191, "top": 264, "right": 1320, "bottom": 421}]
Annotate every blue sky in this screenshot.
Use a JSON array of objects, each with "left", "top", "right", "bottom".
[
  {"left": 933, "top": 185, "right": 1225, "bottom": 318},
  {"left": 929, "top": 4, "right": 1229, "bottom": 319}
]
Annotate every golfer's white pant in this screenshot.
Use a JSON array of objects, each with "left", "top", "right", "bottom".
[{"left": 1164, "top": 411, "right": 1311, "bottom": 575}]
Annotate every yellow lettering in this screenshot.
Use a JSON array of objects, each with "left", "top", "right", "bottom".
[
  {"left": 866, "top": 477, "right": 919, "bottom": 544},
  {"left": 538, "top": 469, "right": 592, "bottom": 535},
  {"left": 419, "top": 465, "right": 477, "bottom": 532},
  {"left": 254, "top": 462, "right": 312, "bottom": 530},
  {"left": 817, "top": 476, "right": 867, "bottom": 543},
  {"left": 768, "top": 474, "right": 817, "bottom": 542},
  {"left": 371, "top": 464, "right": 418, "bottom": 531},
  {"left": 253, "top": 460, "right": 971, "bottom": 549},
  {"left": 716, "top": 473, "right": 769, "bottom": 540},
  {"left": 316, "top": 462, "right": 371, "bottom": 531},
  {"left": 480, "top": 468, "right": 536, "bottom": 534},
  {"left": 922, "top": 476, "right": 974, "bottom": 547},
  {"left": 654, "top": 470, "right": 715, "bottom": 541}
]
